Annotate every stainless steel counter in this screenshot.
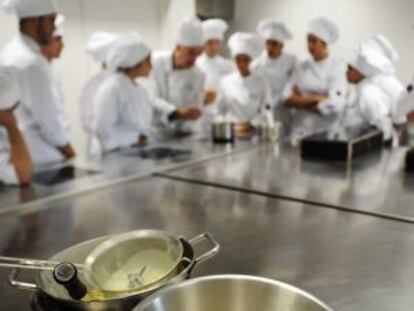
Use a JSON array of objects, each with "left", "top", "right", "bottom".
[
  {"left": 0, "top": 139, "right": 254, "bottom": 215},
  {"left": 158, "top": 143, "right": 414, "bottom": 221},
  {"left": 1, "top": 176, "right": 414, "bottom": 311}
]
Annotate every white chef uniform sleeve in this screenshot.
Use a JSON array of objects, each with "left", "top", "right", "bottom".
[
  {"left": 92, "top": 83, "right": 127, "bottom": 151},
  {"left": 195, "top": 71, "right": 206, "bottom": 107},
  {"left": 25, "top": 64, "right": 69, "bottom": 147},
  {"left": 142, "top": 77, "right": 176, "bottom": 125},
  {"left": 317, "top": 61, "right": 348, "bottom": 116},
  {"left": 359, "top": 85, "right": 393, "bottom": 140},
  {"left": 252, "top": 78, "right": 273, "bottom": 127},
  {"left": 0, "top": 142, "right": 19, "bottom": 186},
  {"left": 281, "top": 65, "right": 299, "bottom": 102},
  {"left": 393, "top": 83, "right": 414, "bottom": 125}
]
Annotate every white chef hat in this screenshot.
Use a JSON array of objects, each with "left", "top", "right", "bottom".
[
  {"left": 308, "top": 17, "right": 339, "bottom": 44},
  {"left": 2, "top": 0, "right": 57, "bottom": 19},
  {"left": 86, "top": 32, "right": 121, "bottom": 63},
  {"left": 350, "top": 43, "right": 392, "bottom": 78},
  {"left": 0, "top": 66, "right": 20, "bottom": 111},
  {"left": 53, "top": 14, "right": 64, "bottom": 37},
  {"left": 364, "top": 34, "right": 399, "bottom": 65},
  {"left": 176, "top": 16, "right": 204, "bottom": 47},
  {"left": 257, "top": 20, "right": 293, "bottom": 43},
  {"left": 202, "top": 18, "right": 228, "bottom": 42},
  {"left": 106, "top": 33, "right": 151, "bottom": 72},
  {"left": 228, "top": 32, "right": 263, "bottom": 59}
]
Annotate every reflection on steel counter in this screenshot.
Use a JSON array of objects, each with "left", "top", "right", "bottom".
[
  {"left": 122, "top": 147, "right": 192, "bottom": 160},
  {"left": 33, "top": 166, "right": 99, "bottom": 186},
  {"left": 301, "top": 129, "right": 383, "bottom": 161}
]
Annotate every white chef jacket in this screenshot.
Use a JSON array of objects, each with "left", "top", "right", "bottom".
[
  {"left": 217, "top": 71, "right": 272, "bottom": 125},
  {"left": 79, "top": 70, "right": 110, "bottom": 155},
  {"left": 92, "top": 72, "right": 152, "bottom": 153},
  {"left": 196, "top": 53, "right": 233, "bottom": 91},
  {"left": 341, "top": 78, "right": 392, "bottom": 140},
  {"left": 0, "top": 128, "right": 19, "bottom": 185},
  {"left": 80, "top": 70, "right": 110, "bottom": 134},
  {"left": 1, "top": 34, "right": 68, "bottom": 165},
  {"left": 283, "top": 56, "right": 347, "bottom": 140},
  {"left": 252, "top": 52, "right": 297, "bottom": 130},
  {"left": 370, "top": 74, "right": 406, "bottom": 125},
  {"left": 395, "top": 78, "right": 414, "bottom": 123},
  {"left": 150, "top": 51, "right": 205, "bottom": 135}
]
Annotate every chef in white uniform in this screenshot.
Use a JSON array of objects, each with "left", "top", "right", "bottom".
[
  {"left": 283, "top": 17, "right": 347, "bottom": 143},
  {"left": 339, "top": 42, "right": 394, "bottom": 141},
  {"left": 1, "top": 0, "right": 76, "bottom": 165},
  {"left": 363, "top": 35, "right": 406, "bottom": 129},
  {"left": 0, "top": 66, "right": 32, "bottom": 185},
  {"left": 217, "top": 32, "right": 271, "bottom": 135},
  {"left": 196, "top": 18, "right": 233, "bottom": 105},
  {"left": 252, "top": 20, "right": 297, "bottom": 133},
  {"left": 40, "top": 14, "right": 70, "bottom": 148},
  {"left": 92, "top": 34, "right": 153, "bottom": 154},
  {"left": 79, "top": 32, "right": 121, "bottom": 154},
  {"left": 150, "top": 16, "right": 205, "bottom": 138}
]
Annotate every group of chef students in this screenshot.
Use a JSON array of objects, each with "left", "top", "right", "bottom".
[{"left": 1, "top": 0, "right": 414, "bottom": 186}]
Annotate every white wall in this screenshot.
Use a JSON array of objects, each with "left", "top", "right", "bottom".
[
  {"left": 231, "top": 0, "right": 414, "bottom": 83},
  {"left": 160, "top": 0, "right": 196, "bottom": 49},
  {"left": 0, "top": 0, "right": 196, "bottom": 154}
]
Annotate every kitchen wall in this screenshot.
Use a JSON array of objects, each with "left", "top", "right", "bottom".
[
  {"left": 0, "top": 0, "right": 196, "bottom": 154},
  {"left": 231, "top": 0, "right": 414, "bottom": 83}
]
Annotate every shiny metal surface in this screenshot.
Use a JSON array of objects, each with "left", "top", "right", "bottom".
[
  {"left": 0, "top": 139, "right": 255, "bottom": 214},
  {"left": 212, "top": 123, "right": 235, "bottom": 144},
  {"left": 159, "top": 144, "right": 414, "bottom": 220},
  {"left": 257, "top": 123, "right": 281, "bottom": 143},
  {"left": 1, "top": 177, "right": 414, "bottom": 310},
  {"left": 133, "top": 275, "right": 332, "bottom": 311}
]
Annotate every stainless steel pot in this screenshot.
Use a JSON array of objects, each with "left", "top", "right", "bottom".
[
  {"left": 133, "top": 275, "right": 333, "bottom": 311},
  {"left": 84, "top": 230, "right": 185, "bottom": 293},
  {"left": 212, "top": 122, "right": 235, "bottom": 144},
  {"left": 8, "top": 233, "right": 219, "bottom": 311},
  {"left": 258, "top": 122, "right": 281, "bottom": 143}
]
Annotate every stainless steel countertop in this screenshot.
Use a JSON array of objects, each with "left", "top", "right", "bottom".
[
  {"left": 1, "top": 176, "right": 414, "bottom": 311},
  {"left": 158, "top": 143, "right": 414, "bottom": 221},
  {"left": 0, "top": 138, "right": 255, "bottom": 215}
]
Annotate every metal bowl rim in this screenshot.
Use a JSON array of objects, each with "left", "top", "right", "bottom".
[{"left": 133, "top": 274, "right": 334, "bottom": 311}]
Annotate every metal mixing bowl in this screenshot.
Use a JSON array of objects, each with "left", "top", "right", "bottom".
[{"left": 133, "top": 275, "right": 333, "bottom": 311}]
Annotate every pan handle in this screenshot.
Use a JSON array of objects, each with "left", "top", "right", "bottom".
[
  {"left": 8, "top": 269, "right": 40, "bottom": 291},
  {"left": 189, "top": 233, "right": 220, "bottom": 265}
]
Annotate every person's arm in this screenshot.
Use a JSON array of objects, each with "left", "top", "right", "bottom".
[
  {"left": 25, "top": 63, "right": 74, "bottom": 158},
  {"left": 285, "top": 89, "right": 327, "bottom": 109},
  {"left": 0, "top": 112, "right": 32, "bottom": 185}
]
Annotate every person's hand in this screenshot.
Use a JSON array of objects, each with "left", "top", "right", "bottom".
[
  {"left": 59, "top": 143, "right": 76, "bottom": 159},
  {"left": 0, "top": 111, "right": 18, "bottom": 129},
  {"left": 170, "top": 107, "right": 202, "bottom": 121},
  {"left": 235, "top": 122, "right": 254, "bottom": 135},
  {"left": 204, "top": 90, "right": 217, "bottom": 105}
]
